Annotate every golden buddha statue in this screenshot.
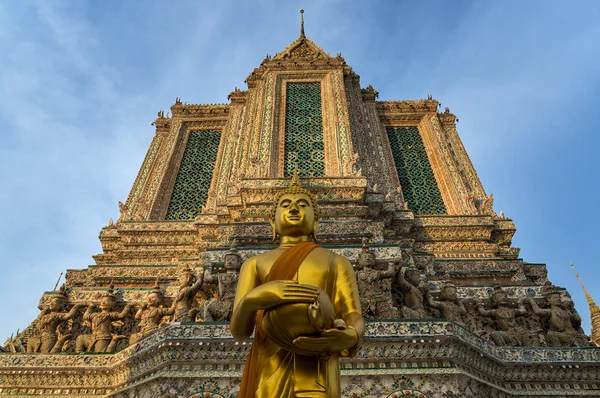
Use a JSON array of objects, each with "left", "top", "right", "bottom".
[{"left": 230, "top": 171, "right": 364, "bottom": 398}]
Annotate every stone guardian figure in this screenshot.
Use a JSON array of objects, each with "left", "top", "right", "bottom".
[
  {"left": 36, "top": 285, "right": 84, "bottom": 353},
  {"left": 75, "top": 283, "right": 134, "bottom": 352},
  {"left": 170, "top": 264, "right": 205, "bottom": 322},
  {"left": 193, "top": 241, "right": 242, "bottom": 322},
  {"left": 355, "top": 238, "right": 399, "bottom": 319},
  {"left": 26, "top": 302, "right": 50, "bottom": 353},
  {"left": 426, "top": 281, "right": 468, "bottom": 324},
  {"left": 129, "top": 282, "right": 173, "bottom": 344},
  {"left": 526, "top": 285, "right": 589, "bottom": 347},
  {"left": 397, "top": 264, "right": 429, "bottom": 318},
  {"left": 476, "top": 286, "right": 531, "bottom": 346}
]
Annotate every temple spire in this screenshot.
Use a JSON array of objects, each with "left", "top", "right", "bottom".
[
  {"left": 571, "top": 262, "right": 600, "bottom": 346},
  {"left": 300, "top": 9, "right": 305, "bottom": 38}
]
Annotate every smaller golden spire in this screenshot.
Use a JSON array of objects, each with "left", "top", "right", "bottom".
[
  {"left": 571, "top": 262, "right": 600, "bottom": 346},
  {"left": 300, "top": 9, "right": 305, "bottom": 39}
]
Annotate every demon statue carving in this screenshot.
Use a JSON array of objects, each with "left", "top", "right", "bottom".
[
  {"left": 526, "top": 285, "right": 589, "bottom": 347},
  {"left": 76, "top": 283, "right": 133, "bottom": 353},
  {"left": 355, "top": 238, "right": 399, "bottom": 319},
  {"left": 171, "top": 264, "right": 205, "bottom": 322},
  {"left": 195, "top": 241, "right": 242, "bottom": 322},
  {"left": 36, "top": 285, "right": 84, "bottom": 353},
  {"left": 397, "top": 263, "right": 429, "bottom": 318},
  {"left": 476, "top": 286, "right": 530, "bottom": 346},
  {"left": 427, "top": 281, "right": 467, "bottom": 324},
  {"left": 230, "top": 171, "right": 364, "bottom": 398},
  {"left": 129, "top": 281, "right": 172, "bottom": 344}
]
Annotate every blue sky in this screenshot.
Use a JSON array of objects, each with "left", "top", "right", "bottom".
[{"left": 1, "top": 1, "right": 599, "bottom": 340}]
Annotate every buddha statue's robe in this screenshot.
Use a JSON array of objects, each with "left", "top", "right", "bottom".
[{"left": 234, "top": 243, "right": 362, "bottom": 398}]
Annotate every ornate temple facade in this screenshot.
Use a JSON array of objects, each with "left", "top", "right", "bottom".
[{"left": 2, "top": 20, "right": 600, "bottom": 398}]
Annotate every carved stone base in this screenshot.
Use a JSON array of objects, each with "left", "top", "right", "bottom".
[{"left": 2, "top": 321, "right": 600, "bottom": 397}]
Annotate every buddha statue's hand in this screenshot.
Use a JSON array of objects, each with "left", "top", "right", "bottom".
[
  {"left": 293, "top": 327, "right": 358, "bottom": 354},
  {"left": 248, "top": 280, "right": 319, "bottom": 311}
]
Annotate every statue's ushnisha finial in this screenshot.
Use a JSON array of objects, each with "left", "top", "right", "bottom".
[{"left": 300, "top": 9, "right": 305, "bottom": 39}]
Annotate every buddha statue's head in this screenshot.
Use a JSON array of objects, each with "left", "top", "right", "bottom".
[
  {"left": 269, "top": 170, "right": 321, "bottom": 242},
  {"left": 37, "top": 296, "right": 47, "bottom": 312}
]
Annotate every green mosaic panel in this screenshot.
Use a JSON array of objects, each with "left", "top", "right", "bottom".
[
  {"left": 165, "top": 130, "right": 221, "bottom": 220},
  {"left": 284, "top": 82, "right": 325, "bottom": 177},
  {"left": 387, "top": 127, "right": 446, "bottom": 214}
]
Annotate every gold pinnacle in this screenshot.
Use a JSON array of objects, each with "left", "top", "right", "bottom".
[
  {"left": 300, "top": 9, "right": 305, "bottom": 38},
  {"left": 571, "top": 262, "right": 600, "bottom": 347},
  {"left": 571, "top": 262, "right": 595, "bottom": 306}
]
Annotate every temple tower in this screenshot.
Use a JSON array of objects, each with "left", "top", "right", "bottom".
[{"left": 1, "top": 12, "right": 599, "bottom": 398}]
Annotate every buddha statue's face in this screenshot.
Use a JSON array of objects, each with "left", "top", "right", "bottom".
[{"left": 273, "top": 193, "right": 316, "bottom": 238}]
